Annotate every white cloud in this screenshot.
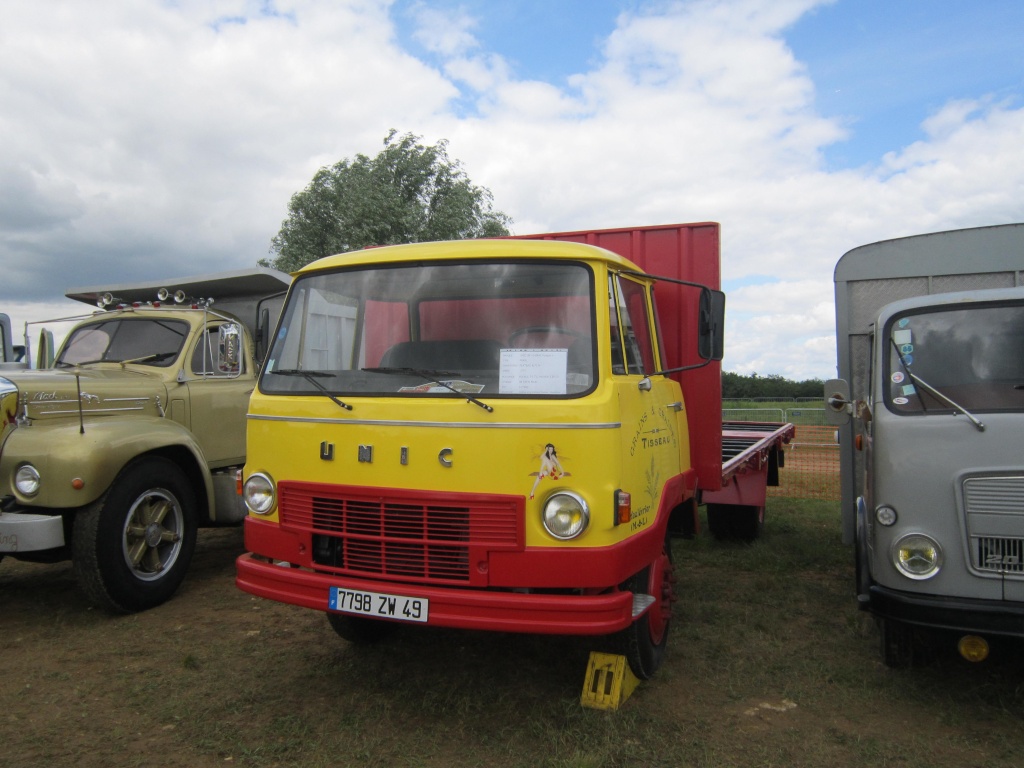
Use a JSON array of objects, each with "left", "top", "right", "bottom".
[
  {"left": 408, "top": 2, "right": 480, "bottom": 58},
  {"left": 1, "top": 0, "right": 1022, "bottom": 381},
  {"left": 0, "top": 0, "right": 455, "bottom": 295}
]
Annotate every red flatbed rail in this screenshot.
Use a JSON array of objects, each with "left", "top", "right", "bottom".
[{"left": 720, "top": 421, "right": 794, "bottom": 483}]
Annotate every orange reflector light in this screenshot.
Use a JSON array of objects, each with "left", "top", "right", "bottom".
[
  {"left": 71, "top": 478, "right": 85, "bottom": 490},
  {"left": 236, "top": 469, "right": 243, "bottom": 496},
  {"left": 958, "top": 635, "right": 989, "bottom": 663},
  {"left": 616, "top": 490, "right": 631, "bottom": 525}
]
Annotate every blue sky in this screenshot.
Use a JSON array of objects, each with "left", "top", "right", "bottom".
[
  {"left": 394, "top": 0, "right": 628, "bottom": 83},
  {"left": 2, "top": 0, "right": 1022, "bottom": 379},
  {"left": 788, "top": 1, "right": 1024, "bottom": 168},
  {"left": 392, "top": 0, "right": 1024, "bottom": 169}
]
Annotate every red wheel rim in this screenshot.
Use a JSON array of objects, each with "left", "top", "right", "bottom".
[{"left": 646, "top": 546, "right": 674, "bottom": 643}]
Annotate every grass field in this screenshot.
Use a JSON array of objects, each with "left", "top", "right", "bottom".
[{"left": 5, "top": 497, "right": 1024, "bottom": 767}]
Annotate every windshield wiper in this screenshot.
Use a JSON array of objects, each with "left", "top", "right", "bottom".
[
  {"left": 56, "top": 352, "right": 178, "bottom": 368},
  {"left": 363, "top": 367, "right": 494, "bottom": 413},
  {"left": 270, "top": 369, "right": 353, "bottom": 411},
  {"left": 119, "top": 352, "right": 177, "bottom": 367},
  {"left": 891, "top": 339, "right": 984, "bottom": 431}
]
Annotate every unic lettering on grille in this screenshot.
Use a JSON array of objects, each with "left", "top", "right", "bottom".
[{"left": 277, "top": 481, "right": 521, "bottom": 584}]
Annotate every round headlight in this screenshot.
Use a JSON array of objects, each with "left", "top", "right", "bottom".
[
  {"left": 542, "top": 491, "right": 590, "bottom": 540},
  {"left": 15, "top": 464, "right": 41, "bottom": 496},
  {"left": 243, "top": 473, "right": 276, "bottom": 515},
  {"left": 892, "top": 533, "right": 942, "bottom": 580}
]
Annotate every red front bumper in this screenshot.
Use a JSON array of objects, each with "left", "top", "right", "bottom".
[{"left": 236, "top": 552, "right": 635, "bottom": 635}]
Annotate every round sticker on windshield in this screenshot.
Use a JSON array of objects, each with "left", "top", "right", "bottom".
[
  {"left": 893, "top": 396, "right": 909, "bottom": 405},
  {"left": 891, "top": 371, "right": 905, "bottom": 384}
]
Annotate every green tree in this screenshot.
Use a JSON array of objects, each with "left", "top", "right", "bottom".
[{"left": 261, "top": 130, "right": 512, "bottom": 271}]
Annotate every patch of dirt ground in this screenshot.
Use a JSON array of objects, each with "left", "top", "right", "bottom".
[{"left": 4, "top": 527, "right": 1024, "bottom": 768}]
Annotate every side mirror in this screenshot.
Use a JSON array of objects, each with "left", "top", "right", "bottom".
[
  {"left": 698, "top": 289, "right": 725, "bottom": 361},
  {"left": 218, "top": 323, "right": 242, "bottom": 374},
  {"left": 824, "top": 378, "right": 852, "bottom": 425}
]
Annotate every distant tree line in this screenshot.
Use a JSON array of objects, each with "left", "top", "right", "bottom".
[{"left": 722, "top": 371, "right": 824, "bottom": 400}]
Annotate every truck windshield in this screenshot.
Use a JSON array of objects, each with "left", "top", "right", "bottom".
[
  {"left": 261, "top": 261, "right": 596, "bottom": 399},
  {"left": 56, "top": 318, "right": 189, "bottom": 368},
  {"left": 886, "top": 302, "right": 1024, "bottom": 413}
]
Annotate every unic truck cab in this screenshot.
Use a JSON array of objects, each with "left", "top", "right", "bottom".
[{"left": 236, "top": 225, "right": 782, "bottom": 679}]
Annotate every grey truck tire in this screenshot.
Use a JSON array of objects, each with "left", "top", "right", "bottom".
[
  {"left": 879, "top": 618, "right": 915, "bottom": 668},
  {"left": 73, "top": 456, "right": 197, "bottom": 613}
]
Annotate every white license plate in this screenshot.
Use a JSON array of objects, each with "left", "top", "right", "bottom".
[{"left": 329, "top": 587, "right": 429, "bottom": 623}]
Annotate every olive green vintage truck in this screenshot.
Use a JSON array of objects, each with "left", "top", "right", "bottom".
[{"left": 0, "top": 268, "right": 290, "bottom": 612}]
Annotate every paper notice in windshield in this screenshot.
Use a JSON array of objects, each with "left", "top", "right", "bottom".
[{"left": 499, "top": 348, "right": 568, "bottom": 395}]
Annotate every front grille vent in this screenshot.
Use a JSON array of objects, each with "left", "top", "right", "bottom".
[
  {"left": 279, "top": 482, "right": 522, "bottom": 585},
  {"left": 963, "top": 475, "right": 1024, "bottom": 575},
  {"left": 974, "top": 537, "right": 1024, "bottom": 574}
]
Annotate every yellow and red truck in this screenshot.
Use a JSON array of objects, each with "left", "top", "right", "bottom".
[{"left": 236, "top": 223, "right": 793, "bottom": 678}]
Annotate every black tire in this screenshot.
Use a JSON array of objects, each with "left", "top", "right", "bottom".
[
  {"left": 880, "top": 618, "right": 914, "bottom": 668},
  {"left": 326, "top": 611, "right": 399, "bottom": 644},
  {"left": 854, "top": 503, "right": 872, "bottom": 602},
  {"left": 707, "top": 503, "right": 764, "bottom": 541},
  {"left": 72, "top": 456, "right": 197, "bottom": 613},
  {"left": 618, "top": 533, "right": 675, "bottom": 680}
]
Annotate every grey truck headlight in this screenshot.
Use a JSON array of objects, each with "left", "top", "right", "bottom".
[
  {"left": 892, "top": 533, "right": 942, "bottom": 580},
  {"left": 15, "top": 464, "right": 41, "bottom": 496},
  {"left": 243, "top": 473, "right": 276, "bottom": 515},
  {"left": 542, "top": 491, "right": 590, "bottom": 540}
]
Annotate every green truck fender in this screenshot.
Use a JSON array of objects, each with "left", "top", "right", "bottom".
[{"left": 0, "top": 416, "right": 214, "bottom": 516}]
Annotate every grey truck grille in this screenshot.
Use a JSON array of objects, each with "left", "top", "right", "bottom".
[{"left": 963, "top": 476, "right": 1024, "bottom": 575}]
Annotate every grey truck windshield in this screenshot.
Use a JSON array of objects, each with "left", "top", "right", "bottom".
[
  {"left": 886, "top": 301, "right": 1024, "bottom": 413},
  {"left": 261, "top": 261, "right": 596, "bottom": 399}
]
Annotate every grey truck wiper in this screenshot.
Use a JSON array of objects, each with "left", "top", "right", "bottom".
[{"left": 890, "top": 339, "right": 984, "bottom": 432}]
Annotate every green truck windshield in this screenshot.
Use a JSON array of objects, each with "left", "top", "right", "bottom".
[
  {"left": 887, "top": 302, "right": 1024, "bottom": 413},
  {"left": 57, "top": 317, "right": 189, "bottom": 368},
  {"left": 261, "top": 261, "right": 596, "bottom": 399}
]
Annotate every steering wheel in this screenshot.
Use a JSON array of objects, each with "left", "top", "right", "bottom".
[{"left": 507, "top": 326, "right": 586, "bottom": 346}]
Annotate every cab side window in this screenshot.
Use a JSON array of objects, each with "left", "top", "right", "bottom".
[{"left": 611, "top": 276, "right": 656, "bottom": 375}]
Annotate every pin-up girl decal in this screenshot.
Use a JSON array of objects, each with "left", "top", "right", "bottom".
[{"left": 529, "top": 443, "right": 570, "bottom": 499}]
